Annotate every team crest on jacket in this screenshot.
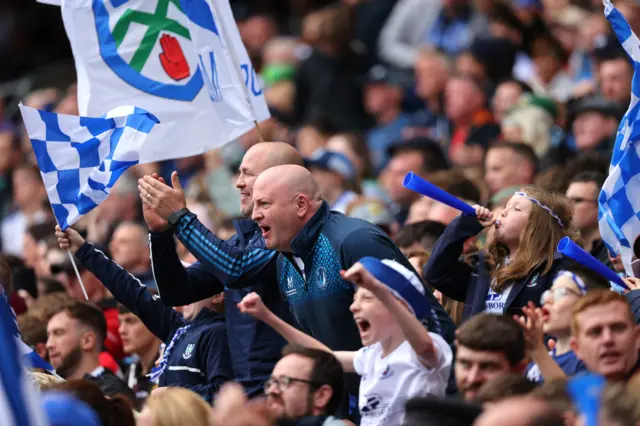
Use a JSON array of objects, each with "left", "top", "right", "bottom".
[{"left": 183, "top": 343, "right": 195, "bottom": 359}]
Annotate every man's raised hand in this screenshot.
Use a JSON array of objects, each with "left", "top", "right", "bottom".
[
  {"left": 138, "top": 171, "right": 186, "bottom": 222},
  {"left": 141, "top": 173, "right": 171, "bottom": 232},
  {"left": 55, "top": 226, "right": 86, "bottom": 254}
]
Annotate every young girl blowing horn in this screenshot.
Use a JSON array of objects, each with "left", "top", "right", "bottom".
[{"left": 424, "top": 186, "right": 575, "bottom": 321}]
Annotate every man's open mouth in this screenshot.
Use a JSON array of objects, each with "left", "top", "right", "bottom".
[{"left": 355, "top": 318, "right": 371, "bottom": 333}]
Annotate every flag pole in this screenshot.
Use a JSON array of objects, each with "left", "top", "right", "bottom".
[
  {"left": 208, "top": 0, "right": 263, "bottom": 139},
  {"left": 54, "top": 218, "right": 89, "bottom": 301},
  {"left": 67, "top": 250, "right": 89, "bottom": 300},
  {"left": 253, "top": 120, "right": 264, "bottom": 142}
]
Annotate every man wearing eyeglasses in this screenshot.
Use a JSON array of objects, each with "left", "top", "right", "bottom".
[
  {"left": 266, "top": 345, "right": 350, "bottom": 426},
  {"left": 566, "top": 171, "right": 611, "bottom": 268}
]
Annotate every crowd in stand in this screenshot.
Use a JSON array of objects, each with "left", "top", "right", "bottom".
[{"left": 5, "top": 0, "right": 640, "bottom": 425}]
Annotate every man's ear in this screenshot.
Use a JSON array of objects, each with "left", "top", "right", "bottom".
[
  {"left": 80, "top": 330, "right": 97, "bottom": 352},
  {"left": 313, "top": 384, "right": 334, "bottom": 412},
  {"left": 570, "top": 336, "right": 581, "bottom": 360},
  {"left": 296, "top": 195, "right": 310, "bottom": 218},
  {"left": 35, "top": 342, "right": 48, "bottom": 360}
]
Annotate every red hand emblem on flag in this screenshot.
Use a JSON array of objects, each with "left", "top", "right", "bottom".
[{"left": 159, "top": 34, "right": 190, "bottom": 81}]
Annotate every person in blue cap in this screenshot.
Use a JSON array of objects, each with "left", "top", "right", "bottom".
[
  {"left": 238, "top": 257, "right": 452, "bottom": 426},
  {"left": 41, "top": 392, "right": 102, "bottom": 426},
  {"left": 304, "top": 148, "right": 359, "bottom": 214}
]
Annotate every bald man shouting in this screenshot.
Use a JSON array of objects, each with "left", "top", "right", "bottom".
[
  {"left": 138, "top": 142, "right": 302, "bottom": 397},
  {"left": 250, "top": 165, "right": 455, "bottom": 395}
]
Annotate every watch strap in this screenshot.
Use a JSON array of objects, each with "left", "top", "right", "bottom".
[{"left": 168, "top": 208, "right": 190, "bottom": 226}]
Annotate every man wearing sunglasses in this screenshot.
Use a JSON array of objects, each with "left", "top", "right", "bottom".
[
  {"left": 266, "top": 345, "right": 349, "bottom": 426},
  {"left": 526, "top": 265, "right": 610, "bottom": 382}
]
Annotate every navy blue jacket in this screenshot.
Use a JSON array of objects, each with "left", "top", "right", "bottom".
[
  {"left": 149, "top": 212, "right": 292, "bottom": 396},
  {"left": 270, "top": 202, "right": 455, "bottom": 396},
  {"left": 424, "top": 214, "right": 575, "bottom": 321},
  {"left": 75, "top": 243, "right": 233, "bottom": 402},
  {"left": 272, "top": 202, "right": 454, "bottom": 347}
]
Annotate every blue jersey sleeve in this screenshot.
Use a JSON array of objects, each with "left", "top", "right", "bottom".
[{"left": 75, "top": 243, "right": 185, "bottom": 341}]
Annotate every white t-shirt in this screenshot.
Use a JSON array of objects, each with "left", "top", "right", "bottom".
[
  {"left": 353, "top": 335, "right": 452, "bottom": 426},
  {"left": 484, "top": 284, "right": 513, "bottom": 314}
]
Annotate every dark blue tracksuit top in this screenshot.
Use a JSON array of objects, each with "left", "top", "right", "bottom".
[
  {"left": 75, "top": 243, "right": 233, "bottom": 402},
  {"left": 149, "top": 213, "right": 293, "bottom": 397}
]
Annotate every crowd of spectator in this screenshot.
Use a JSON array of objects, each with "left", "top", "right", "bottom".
[{"left": 5, "top": 0, "right": 640, "bottom": 424}]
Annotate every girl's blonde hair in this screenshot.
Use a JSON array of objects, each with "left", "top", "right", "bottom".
[
  {"left": 485, "top": 186, "right": 573, "bottom": 292},
  {"left": 143, "top": 387, "right": 213, "bottom": 426}
]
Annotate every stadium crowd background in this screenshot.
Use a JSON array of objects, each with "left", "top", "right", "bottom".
[{"left": 4, "top": 0, "right": 640, "bottom": 425}]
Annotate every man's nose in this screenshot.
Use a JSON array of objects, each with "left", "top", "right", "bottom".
[{"left": 466, "top": 365, "right": 483, "bottom": 384}]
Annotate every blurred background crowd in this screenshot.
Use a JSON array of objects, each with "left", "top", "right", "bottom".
[{"left": 3, "top": 0, "right": 640, "bottom": 425}]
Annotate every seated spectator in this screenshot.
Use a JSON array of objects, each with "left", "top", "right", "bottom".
[
  {"left": 345, "top": 197, "right": 396, "bottom": 238},
  {"left": 394, "top": 220, "right": 447, "bottom": 255},
  {"left": 406, "top": 169, "right": 481, "bottom": 226},
  {"left": 571, "top": 290, "right": 640, "bottom": 382},
  {"left": 525, "top": 266, "right": 609, "bottom": 383},
  {"left": 52, "top": 379, "right": 135, "bottom": 426},
  {"left": 45, "top": 300, "right": 135, "bottom": 403},
  {"left": 571, "top": 95, "right": 621, "bottom": 154},
  {"left": 528, "top": 35, "right": 572, "bottom": 103},
  {"left": 117, "top": 303, "right": 162, "bottom": 405},
  {"left": 445, "top": 74, "right": 500, "bottom": 167},
  {"left": 52, "top": 254, "right": 125, "bottom": 362},
  {"left": 259, "top": 345, "right": 348, "bottom": 425},
  {"left": 598, "top": 48, "right": 633, "bottom": 109},
  {"left": 362, "top": 65, "right": 412, "bottom": 173},
  {"left": 1, "top": 164, "right": 48, "bottom": 256},
  {"left": 454, "top": 313, "right": 527, "bottom": 402},
  {"left": 484, "top": 142, "right": 537, "bottom": 198},
  {"left": 475, "top": 374, "right": 538, "bottom": 406},
  {"left": 23, "top": 220, "right": 57, "bottom": 277},
  {"left": 425, "top": 188, "right": 573, "bottom": 321},
  {"left": 17, "top": 313, "right": 48, "bottom": 360},
  {"left": 138, "top": 387, "right": 214, "bottom": 426},
  {"left": 380, "top": 138, "right": 449, "bottom": 225},
  {"left": 501, "top": 96, "right": 557, "bottom": 158},
  {"left": 566, "top": 172, "right": 610, "bottom": 267},
  {"left": 304, "top": 149, "right": 359, "bottom": 214},
  {"left": 492, "top": 79, "right": 532, "bottom": 122},
  {"left": 239, "top": 259, "right": 453, "bottom": 425},
  {"left": 109, "top": 221, "right": 155, "bottom": 288}
]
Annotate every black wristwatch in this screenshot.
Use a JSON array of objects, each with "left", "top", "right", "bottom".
[{"left": 168, "top": 208, "right": 190, "bottom": 227}]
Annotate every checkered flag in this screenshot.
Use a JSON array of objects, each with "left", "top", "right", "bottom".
[
  {"left": 19, "top": 104, "right": 159, "bottom": 229},
  {"left": 598, "top": 0, "right": 640, "bottom": 274}
]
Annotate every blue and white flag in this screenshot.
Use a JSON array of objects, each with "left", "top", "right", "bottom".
[
  {"left": 0, "top": 287, "right": 50, "bottom": 426},
  {"left": 0, "top": 284, "right": 56, "bottom": 373},
  {"left": 598, "top": 0, "right": 640, "bottom": 274},
  {"left": 40, "top": 0, "right": 269, "bottom": 162},
  {"left": 19, "top": 104, "right": 159, "bottom": 229}
]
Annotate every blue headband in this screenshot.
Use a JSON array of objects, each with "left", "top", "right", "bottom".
[
  {"left": 515, "top": 191, "right": 565, "bottom": 228},
  {"left": 358, "top": 257, "right": 431, "bottom": 319}
]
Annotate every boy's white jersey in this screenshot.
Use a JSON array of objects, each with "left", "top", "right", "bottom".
[{"left": 353, "top": 334, "right": 452, "bottom": 426}]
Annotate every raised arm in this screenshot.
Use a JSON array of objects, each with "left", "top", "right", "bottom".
[
  {"left": 238, "top": 293, "right": 356, "bottom": 372},
  {"left": 423, "top": 207, "right": 490, "bottom": 302},
  {"left": 342, "top": 263, "right": 439, "bottom": 368},
  {"left": 57, "top": 227, "right": 184, "bottom": 341}
]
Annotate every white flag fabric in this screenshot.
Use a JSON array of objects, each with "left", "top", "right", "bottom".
[
  {"left": 56, "top": 0, "right": 269, "bottom": 162},
  {"left": 19, "top": 103, "right": 159, "bottom": 229}
]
